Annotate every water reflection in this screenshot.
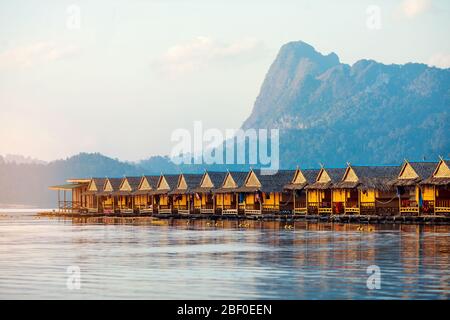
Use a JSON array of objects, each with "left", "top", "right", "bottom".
[{"left": 0, "top": 213, "right": 449, "bottom": 299}]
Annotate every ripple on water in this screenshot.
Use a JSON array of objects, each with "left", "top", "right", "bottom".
[{"left": 0, "top": 212, "right": 449, "bottom": 299}]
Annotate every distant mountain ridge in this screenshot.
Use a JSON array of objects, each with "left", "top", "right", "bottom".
[
  {"left": 1, "top": 154, "right": 47, "bottom": 165},
  {"left": 242, "top": 41, "right": 449, "bottom": 167},
  {"left": 1, "top": 40, "right": 449, "bottom": 207}
]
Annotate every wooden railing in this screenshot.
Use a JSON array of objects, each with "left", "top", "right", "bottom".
[
  {"left": 245, "top": 204, "right": 260, "bottom": 210},
  {"left": 158, "top": 205, "right": 172, "bottom": 214},
  {"left": 345, "top": 200, "right": 358, "bottom": 208},
  {"left": 435, "top": 200, "right": 450, "bottom": 214},
  {"left": 58, "top": 201, "right": 82, "bottom": 212},
  {"left": 200, "top": 203, "right": 214, "bottom": 214},
  {"left": 138, "top": 205, "right": 153, "bottom": 214},
  {"left": 174, "top": 204, "right": 188, "bottom": 210},
  {"left": 400, "top": 200, "right": 419, "bottom": 214},
  {"left": 318, "top": 201, "right": 332, "bottom": 214},
  {"left": 262, "top": 204, "right": 279, "bottom": 212},
  {"left": 222, "top": 204, "right": 238, "bottom": 215}
]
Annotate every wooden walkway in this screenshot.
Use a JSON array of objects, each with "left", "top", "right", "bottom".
[{"left": 38, "top": 211, "right": 450, "bottom": 225}]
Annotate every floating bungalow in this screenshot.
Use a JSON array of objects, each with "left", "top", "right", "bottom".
[
  {"left": 169, "top": 173, "right": 204, "bottom": 214},
  {"left": 49, "top": 179, "right": 91, "bottom": 213},
  {"left": 85, "top": 178, "right": 106, "bottom": 213},
  {"left": 283, "top": 168, "right": 320, "bottom": 214},
  {"left": 420, "top": 158, "right": 450, "bottom": 214},
  {"left": 149, "top": 174, "right": 179, "bottom": 214},
  {"left": 190, "top": 171, "right": 228, "bottom": 214},
  {"left": 212, "top": 171, "right": 247, "bottom": 214},
  {"left": 235, "top": 169, "right": 294, "bottom": 215},
  {"left": 115, "top": 176, "right": 142, "bottom": 214},
  {"left": 391, "top": 161, "right": 438, "bottom": 215},
  {"left": 305, "top": 168, "right": 346, "bottom": 214},
  {"left": 99, "top": 177, "right": 122, "bottom": 214},
  {"left": 332, "top": 165, "right": 400, "bottom": 215},
  {"left": 134, "top": 175, "right": 160, "bottom": 214},
  {"left": 47, "top": 158, "right": 450, "bottom": 218}
]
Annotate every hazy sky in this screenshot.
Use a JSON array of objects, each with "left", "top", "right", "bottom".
[{"left": 0, "top": 0, "right": 449, "bottom": 161}]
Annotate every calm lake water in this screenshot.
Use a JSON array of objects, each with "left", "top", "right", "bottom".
[{"left": 0, "top": 211, "right": 449, "bottom": 300}]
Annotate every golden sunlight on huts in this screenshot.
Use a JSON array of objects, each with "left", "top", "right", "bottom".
[
  {"left": 391, "top": 161, "right": 437, "bottom": 215},
  {"left": 212, "top": 171, "right": 247, "bottom": 215},
  {"left": 48, "top": 158, "right": 450, "bottom": 217},
  {"left": 305, "top": 168, "right": 346, "bottom": 215}
]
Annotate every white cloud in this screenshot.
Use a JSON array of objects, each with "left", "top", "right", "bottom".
[
  {"left": 0, "top": 41, "right": 80, "bottom": 70},
  {"left": 154, "top": 37, "right": 266, "bottom": 76},
  {"left": 428, "top": 53, "right": 450, "bottom": 68},
  {"left": 400, "top": 0, "right": 432, "bottom": 18}
]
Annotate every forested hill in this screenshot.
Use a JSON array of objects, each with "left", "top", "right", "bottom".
[{"left": 242, "top": 41, "right": 449, "bottom": 167}]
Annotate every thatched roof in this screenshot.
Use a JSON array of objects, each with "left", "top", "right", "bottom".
[
  {"left": 284, "top": 169, "right": 320, "bottom": 190},
  {"left": 148, "top": 174, "right": 179, "bottom": 195},
  {"left": 305, "top": 168, "right": 346, "bottom": 190},
  {"left": 126, "top": 176, "right": 142, "bottom": 190},
  {"left": 105, "top": 178, "right": 122, "bottom": 191},
  {"left": 133, "top": 175, "right": 160, "bottom": 195},
  {"left": 421, "top": 177, "right": 450, "bottom": 186},
  {"left": 213, "top": 171, "right": 248, "bottom": 193},
  {"left": 235, "top": 169, "right": 295, "bottom": 193},
  {"left": 169, "top": 173, "right": 204, "bottom": 195},
  {"left": 190, "top": 171, "right": 228, "bottom": 193},
  {"left": 145, "top": 175, "right": 160, "bottom": 188},
  {"left": 334, "top": 166, "right": 400, "bottom": 191},
  {"left": 85, "top": 178, "right": 106, "bottom": 194},
  {"left": 421, "top": 159, "right": 450, "bottom": 186},
  {"left": 391, "top": 161, "right": 437, "bottom": 186}
]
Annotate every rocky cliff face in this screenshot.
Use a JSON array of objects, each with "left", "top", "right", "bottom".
[{"left": 242, "top": 41, "right": 450, "bottom": 167}]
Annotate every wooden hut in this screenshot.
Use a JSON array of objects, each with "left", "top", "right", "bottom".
[
  {"left": 115, "top": 177, "right": 142, "bottom": 214},
  {"left": 85, "top": 178, "right": 106, "bottom": 213},
  {"left": 134, "top": 175, "right": 160, "bottom": 214},
  {"left": 235, "top": 169, "right": 295, "bottom": 215},
  {"left": 420, "top": 159, "right": 450, "bottom": 215},
  {"left": 212, "top": 171, "right": 247, "bottom": 215},
  {"left": 169, "top": 173, "right": 203, "bottom": 215},
  {"left": 391, "top": 160, "right": 437, "bottom": 215},
  {"left": 100, "top": 177, "right": 122, "bottom": 214},
  {"left": 149, "top": 174, "right": 178, "bottom": 213},
  {"left": 190, "top": 171, "right": 228, "bottom": 214},
  {"left": 333, "top": 165, "right": 400, "bottom": 215},
  {"left": 284, "top": 168, "right": 320, "bottom": 214},
  {"left": 305, "top": 168, "right": 346, "bottom": 214},
  {"left": 49, "top": 179, "right": 90, "bottom": 213}
]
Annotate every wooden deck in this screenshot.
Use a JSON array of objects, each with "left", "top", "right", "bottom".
[{"left": 38, "top": 211, "right": 450, "bottom": 225}]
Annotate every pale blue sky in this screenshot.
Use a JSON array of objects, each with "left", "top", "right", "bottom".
[{"left": 0, "top": 0, "right": 449, "bottom": 161}]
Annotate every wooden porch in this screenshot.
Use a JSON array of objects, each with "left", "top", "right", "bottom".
[
  {"left": 200, "top": 203, "right": 214, "bottom": 214},
  {"left": 400, "top": 200, "right": 420, "bottom": 215},
  {"left": 136, "top": 204, "right": 154, "bottom": 214},
  {"left": 158, "top": 204, "right": 172, "bottom": 214},
  {"left": 435, "top": 200, "right": 450, "bottom": 214}
]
